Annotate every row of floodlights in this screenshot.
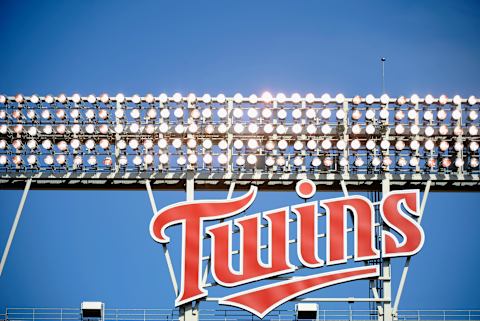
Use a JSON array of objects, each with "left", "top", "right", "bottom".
[
  {"left": 1, "top": 153, "right": 478, "bottom": 169},
  {"left": 2, "top": 137, "right": 479, "bottom": 153},
  {"left": 1, "top": 122, "right": 479, "bottom": 136},
  {"left": 1, "top": 105, "right": 479, "bottom": 123},
  {"left": 1, "top": 93, "right": 479, "bottom": 105}
]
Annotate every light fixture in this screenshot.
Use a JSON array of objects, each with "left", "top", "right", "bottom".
[
  {"left": 467, "top": 95, "right": 477, "bottom": 105},
  {"left": 307, "top": 140, "right": 317, "bottom": 150},
  {"left": 159, "top": 154, "right": 169, "bottom": 165},
  {"left": 233, "top": 93, "right": 243, "bottom": 104},
  {"left": 246, "top": 154, "right": 257, "bottom": 165},
  {"left": 265, "top": 156, "right": 275, "bottom": 167},
  {"left": 410, "top": 94, "right": 420, "bottom": 105},
  {"left": 335, "top": 93, "right": 345, "bottom": 104},
  {"left": 44, "top": 155, "right": 54, "bottom": 165},
  {"left": 311, "top": 157, "right": 321, "bottom": 167},
  {"left": 372, "top": 157, "right": 381, "bottom": 167},
  {"left": 262, "top": 108, "right": 272, "bottom": 118},
  {"left": 278, "top": 109, "right": 287, "bottom": 120},
  {"left": 365, "top": 94, "right": 375, "bottom": 105},
  {"left": 354, "top": 157, "right": 364, "bottom": 167},
  {"left": 321, "top": 139, "right": 332, "bottom": 150},
  {"left": 278, "top": 139, "right": 288, "bottom": 150},
  {"left": 188, "top": 154, "right": 198, "bottom": 164},
  {"left": 201, "top": 139, "right": 212, "bottom": 149},
  {"left": 321, "top": 93, "right": 331, "bottom": 104},
  {"left": 261, "top": 92, "right": 273, "bottom": 103},
  {"left": 305, "top": 93, "right": 315, "bottom": 104},
  {"left": 236, "top": 156, "right": 245, "bottom": 166},
  {"left": 248, "top": 123, "right": 259, "bottom": 134},
  {"left": 436, "top": 109, "right": 447, "bottom": 121},
  {"left": 294, "top": 141, "right": 304, "bottom": 151},
  {"left": 203, "top": 153, "right": 212, "bottom": 165},
  {"left": 350, "top": 139, "right": 361, "bottom": 150},
  {"left": 247, "top": 139, "right": 259, "bottom": 149},
  {"left": 352, "top": 95, "right": 361, "bottom": 105},
  {"left": 291, "top": 93, "right": 301, "bottom": 104},
  {"left": 234, "top": 139, "right": 244, "bottom": 150},
  {"left": 248, "top": 94, "right": 258, "bottom": 104},
  {"left": 380, "top": 94, "right": 389, "bottom": 105},
  {"left": 218, "top": 153, "right": 228, "bottom": 165},
  {"left": 292, "top": 109, "right": 302, "bottom": 119},
  {"left": 397, "top": 96, "right": 407, "bottom": 105},
  {"left": 129, "top": 139, "right": 139, "bottom": 150},
  {"left": 293, "top": 156, "right": 303, "bottom": 166},
  {"left": 276, "top": 93, "right": 287, "bottom": 103},
  {"left": 323, "top": 157, "right": 333, "bottom": 167},
  {"left": 247, "top": 107, "right": 258, "bottom": 119},
  {"left": 439, "top": 95, "right": 449, "bottom": 105}
]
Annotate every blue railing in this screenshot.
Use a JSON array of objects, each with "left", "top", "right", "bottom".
[{"left": 2, "top": 308, "right": 479, "bottom": 321}]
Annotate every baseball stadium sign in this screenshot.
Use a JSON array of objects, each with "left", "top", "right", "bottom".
[{"left": 150, "top": 180, "right": 424, "bottom": 318}]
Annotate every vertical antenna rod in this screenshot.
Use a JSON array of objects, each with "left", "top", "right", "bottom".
[{"left": 381, "top": 57, "right": 386, "bottom": 94}]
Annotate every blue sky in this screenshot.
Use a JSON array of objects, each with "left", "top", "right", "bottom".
[{"left": 1, "top": 0, "right": 480, "bottom": 313}]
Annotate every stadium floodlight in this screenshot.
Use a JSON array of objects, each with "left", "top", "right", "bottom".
[
  {"left": 0, "top": 93, "right": 478, "bottom": 189},
  {"left": 276, "top": 93, "right": 287, "bottom": 103},
  {"left": 291, "top": 93, "right": 301, "bottom": 104}
]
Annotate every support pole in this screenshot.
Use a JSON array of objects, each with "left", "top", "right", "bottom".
[
  {"left": 145, "top": 180, "right": 178, "bottom": 295},
  {"left": 0, "top": 178, "right": 32, "bottom": 277},
  {"left": 392, "top": 180, "right": 431, "bottom": 316},
  {"left": 344, "top": 180, "right": 383, "bottom": 316},
  {"left": 180, "top": 172, "right": 198, "bottom": 321},
  {"left": 381, "top": 179, "right": 392, "bottom": 321},
  {"left": 340, "top": 180, "right": 349, "bottom": 197}
]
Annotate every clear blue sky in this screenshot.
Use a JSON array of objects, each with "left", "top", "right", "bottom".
[{"left": 1, "top": 0, "right": 479, "bottom": 313}]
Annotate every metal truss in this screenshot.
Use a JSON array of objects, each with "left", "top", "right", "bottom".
[
  {"left": 1, "top": 172, "right": 479, "bottom": 191},
  {"left": 1, "top": 93, "right": 479, "bottom": 185}
]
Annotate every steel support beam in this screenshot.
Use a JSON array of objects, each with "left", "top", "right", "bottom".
[
  {"left": 381, "top": 179, "right": 393, "bottom": 321},
  {"left": 2, "top": 173, "right": 478, "bottom": 192},
  {"left": 392, "top": 180, "right": 431, "bottom": 317},
  {"left": 342, "top": 180, "right": 384, "bottom": 316},
  {"left": 0, "top": 178, "right": 32, "bottom": 277},
  {"left": 179, "top": 172, "right": 198, "bottom": 321}
]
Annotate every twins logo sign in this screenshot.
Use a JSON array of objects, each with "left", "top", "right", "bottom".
[{"left": 150, "top": 180, "right": 424, "bottom": 318}]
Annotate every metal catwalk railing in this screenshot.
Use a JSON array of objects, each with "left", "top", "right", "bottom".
[{"left": 2, "top": 308, "right": 480, "bottom": 321}]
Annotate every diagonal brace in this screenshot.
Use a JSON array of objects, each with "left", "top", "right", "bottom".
[
  {"left": 0, "top": 178, "right": 32, "bottom": 277},
  {"left": 392, "top": 180, "right": 431, "bottom": 315},
  {"left": 146, "top": 179, "right": 179, "bottom": 296}
]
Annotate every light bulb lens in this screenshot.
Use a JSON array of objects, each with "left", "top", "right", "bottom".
[
  {"left": 335, "top": 93, "right": 345, "bottom": 104},
  {"left": 276, "top": 93, "right": 287, "bottom": 103},
  {"left": 188, "top": 154, "right": 198, "bottom": 164},
  {"left": 261, "top": 92, "right": 273, "bottom": 103},
  {"left": 311, "top": 157, "right": 321, "bottom": 167},
  {"left": 366, "top": 94, "right": 375, "bottom": 105},
  {"left": 203, "top": 154, "right": 212, "bottom": 165},
  {"left": 262, "top": 108, "right": 272, "bottom": 118},
  {"left": 233, "top": 93, "right": 243, "bottom": 104},
  {"left": 291, "top": 93, "right": 301, "bottom": 104},
  {"left": 247, "top": 154, "right": 257, "bottom": 165}
]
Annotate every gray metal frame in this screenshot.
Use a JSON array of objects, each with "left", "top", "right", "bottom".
[{"left": 1, "top": 172, "right": 478, "bottom": 191}]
